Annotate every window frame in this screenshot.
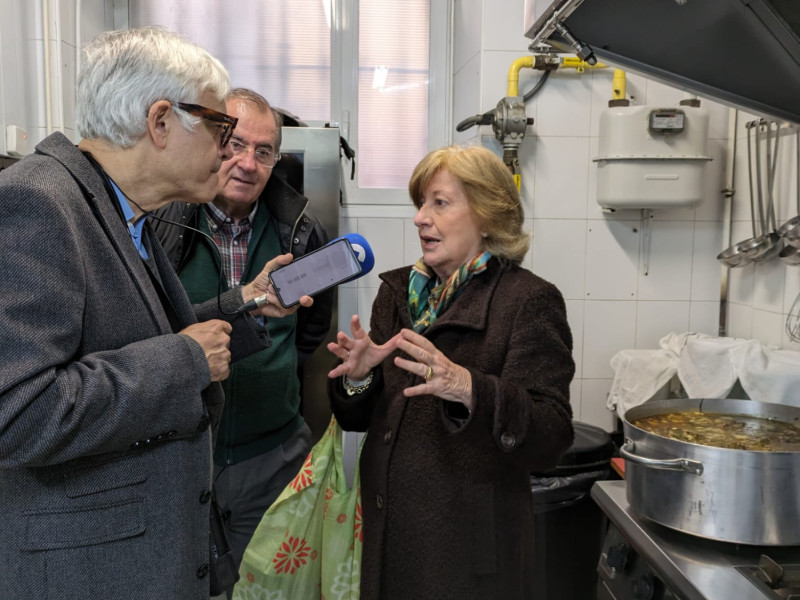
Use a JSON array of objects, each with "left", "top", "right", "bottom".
[
  {"left": 333, "top": 0, "right": 452, "bottom": 205},
  {"left": 118, "top": 0, "right": 451, "bottom": 204}
]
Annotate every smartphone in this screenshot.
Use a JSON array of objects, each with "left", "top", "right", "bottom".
[{"left": 268, "top": 238, "right": 362, "bottom": 307}]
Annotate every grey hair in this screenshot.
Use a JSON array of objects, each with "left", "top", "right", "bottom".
[
  {"left": 226, "top": 88, "right": 284, "bottom": 151},
  {"left": 75, "top": 26, "right": 230, "bottom": 148}
]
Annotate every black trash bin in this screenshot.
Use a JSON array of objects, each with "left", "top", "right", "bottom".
[{"left": 530, "top": 421, "right": 615, "bottom": 600}]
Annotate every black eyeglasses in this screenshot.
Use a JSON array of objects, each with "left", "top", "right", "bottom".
[{"left": 174, "top": 102, "right": 238, "bottom": 147}]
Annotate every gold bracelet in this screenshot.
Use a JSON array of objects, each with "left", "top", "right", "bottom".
[{"left": 343, "top": 371, "right": 374, "bottom": 396}]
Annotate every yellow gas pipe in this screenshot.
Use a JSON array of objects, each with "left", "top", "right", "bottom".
[
  {"left": 560, "top": 56, "right": 608, "bottom": 73},
  {"left": 503, "top": 56, "right": 608, "bottom": 190},
  {"left": 507, "top": 56, "right": 535, "bottom": 97},
  {"left": 612, "top": 68, "right": 627, "bottom": 101},
  {"left": 506, "top": 55, "right": 608, "bottom": 97}
]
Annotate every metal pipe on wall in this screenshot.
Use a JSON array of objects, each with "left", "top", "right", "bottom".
[
  {"left": 41, "top": 0, "right": 53, "bottom": 134},
  {"left": 54, "top": 0, "right": 64, "bottom": 133},
  {"left": 76, "top": 0, "right": 82, "bottom": 74},
  {"left": 76, "top": 0, "right": 83, "bottom": 139},
  {"left": 719, "top": 109, "right": 739, "bottom": 337}
]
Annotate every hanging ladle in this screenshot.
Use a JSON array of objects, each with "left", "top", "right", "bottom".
[
  {"left": 751, "top": 119, "right": 783, "bottom": 262},
  {"left": 779, "top": 127, "right": 800, "bottom": 265},
  {"left": 717, "top": 120, "right": 757, "bottom": 268},
  {"left": 738, "top": 119, "right": 780, "bottom": 262},
  {"left": 779, "top": 240, "right": 800, "bottom": 265},
  {"left": 778, "top": 127, "right": 800, "bottom": 249}
]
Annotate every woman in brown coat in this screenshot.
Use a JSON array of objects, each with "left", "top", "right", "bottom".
[{"left": 328, "top": 145, "right": 575, "bottom": 600}]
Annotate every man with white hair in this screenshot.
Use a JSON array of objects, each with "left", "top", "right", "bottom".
[{"left": 0, "top": 26, "right": 310, "bottom": 599}]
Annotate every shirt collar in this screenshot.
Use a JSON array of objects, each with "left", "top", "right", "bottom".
[
  {"left": 108, "top": 178, "right": 149, "bottom": 259},
  {"left": 205, "top": 201, "right": 258, "bottom": 229}
]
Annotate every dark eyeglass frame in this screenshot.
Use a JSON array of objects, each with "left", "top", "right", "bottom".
[{"left": 174, "top": 102, "right": 238, "bottom": 147}]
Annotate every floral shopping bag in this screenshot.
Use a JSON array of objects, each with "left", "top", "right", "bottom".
[{"left": 232, "top": 417, "right": 363, "bottom": 600}]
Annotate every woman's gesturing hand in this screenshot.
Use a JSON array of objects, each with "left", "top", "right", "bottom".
[
  {"left": 327, "top": 314, "right": 401, "bottom": 381},
  {"left": 394, "top": 328, "right": 473, "bottom": 410}
]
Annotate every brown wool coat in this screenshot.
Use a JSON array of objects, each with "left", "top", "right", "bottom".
[{"left": 330, "top": 258, "right": 575, "bottom": 600}]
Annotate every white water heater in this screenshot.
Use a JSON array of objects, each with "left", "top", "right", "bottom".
[{"left": 593, "top": 103, "right": 712, "bottom": 210}]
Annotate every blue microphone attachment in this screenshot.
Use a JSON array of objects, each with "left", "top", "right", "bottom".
[{"left": 336, "top": 233, "right": 375, "bottom": 281}]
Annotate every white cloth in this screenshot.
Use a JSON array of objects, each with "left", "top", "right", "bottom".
[
  {"left": 730, "top": 341, "right": 800, "bottom": 408},
  {"left": 607, "top": 348, "right": 679, "bottom": 419},
  {"left": 677, "top": 334, "right": 748, "bottom": 398},
  {"left": 607, "top": 332, "right": 800, "bottom": 419},
  {"left": 606, "top": 333, "right": 691, "bottom": 419}
]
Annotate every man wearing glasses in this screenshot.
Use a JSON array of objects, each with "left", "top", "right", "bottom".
[
  {"left": 154, "top": 89, "right": 333, "bottom": 588},
  {"left": 0, "top": 29, "right": 311, "bottom": 599}
]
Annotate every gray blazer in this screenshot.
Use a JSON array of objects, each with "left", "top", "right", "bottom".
[{"left": 0, "top": 132, "right": 269, "bottom": 599}]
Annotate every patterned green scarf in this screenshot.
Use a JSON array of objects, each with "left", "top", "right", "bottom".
[{"left": 408, "top": 251, "right": 492, "bottom": 333}]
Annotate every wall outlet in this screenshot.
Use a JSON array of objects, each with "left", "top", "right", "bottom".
[{"left": 6, "top": 125, "right": 29, "bottom": 157}]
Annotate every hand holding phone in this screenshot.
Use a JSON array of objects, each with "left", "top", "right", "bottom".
[{"left": 268, "top": 238, "right": 363, "bottom": 308}]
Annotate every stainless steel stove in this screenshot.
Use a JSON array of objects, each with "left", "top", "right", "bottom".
[{"left": 592, "top": 480, "right": 800, "bottom": 600}]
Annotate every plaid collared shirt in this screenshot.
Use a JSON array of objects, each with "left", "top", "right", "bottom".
[{"left": 204, "top": 202, "right": 259, "bottom": 288}]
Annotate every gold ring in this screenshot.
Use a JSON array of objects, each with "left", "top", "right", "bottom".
[{"left": 425, "top": 365, "right": 434, "bottom": 381}]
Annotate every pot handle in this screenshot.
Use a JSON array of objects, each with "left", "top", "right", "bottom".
[{"left": 620, "top": 440, "right": 704, "bottom": 475}]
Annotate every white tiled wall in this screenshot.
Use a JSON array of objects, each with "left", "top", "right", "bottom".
[
  {"left": 336, "top": 0, "right": 800, "bottom": 433},
  {"left": 0, "top": 0, "right": 112, "bottom": 154}
]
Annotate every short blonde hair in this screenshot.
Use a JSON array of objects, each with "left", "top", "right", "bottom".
[{"left": 408, "top": 145, "right": 530, "bottom": 264}]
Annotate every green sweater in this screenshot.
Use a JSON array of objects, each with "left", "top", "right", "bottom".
[{"left": 178, "top": 206, "right": 302, "bottom": 465}]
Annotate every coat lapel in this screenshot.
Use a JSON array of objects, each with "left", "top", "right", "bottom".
[
  {"left": 146, "top": 228, "right": 198, "bottom": 330},
  {"left": 35, "top": 133, "right": 173, "bottom": 335}
]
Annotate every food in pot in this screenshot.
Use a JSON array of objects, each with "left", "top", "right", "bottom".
[{"left": 632, "top": 410, "right": 800, "bottom": 451}]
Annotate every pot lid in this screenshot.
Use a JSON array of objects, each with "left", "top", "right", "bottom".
[{"left": 525, "top": 0, "right": 800, "bottom": 125}]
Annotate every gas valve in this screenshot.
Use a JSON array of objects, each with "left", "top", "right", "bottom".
[
  {"left": 492, "top": 96, "right": 531, "bottom": 146},
  {"left": 493, "top": 96, "right": 533, "bottom": 189},
  {"left": 454, "top": 92, "right": 533, "bottom": 189}
]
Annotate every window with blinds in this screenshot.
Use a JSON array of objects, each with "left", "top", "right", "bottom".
[
  {"left": 129, "top": 1, "right": 331, "bottom": 125},
  {"left": 357, "top": 0, "right": 429, "bottom": 189},
  {"left": 129, "top": 0, "right": 433, "bottom": 192}
]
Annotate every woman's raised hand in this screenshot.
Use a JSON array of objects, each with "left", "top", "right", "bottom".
[{"left": 327, "top": 314, "right": 401, "bottom": 380}]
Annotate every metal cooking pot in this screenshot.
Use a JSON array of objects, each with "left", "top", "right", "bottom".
[{"left": 621, "top": 398, "right": 800, "bottom": 546}]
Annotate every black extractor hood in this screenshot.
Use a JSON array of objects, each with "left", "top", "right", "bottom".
[{"left": 524, "top": 0, "right": 800, "bottom": 125}]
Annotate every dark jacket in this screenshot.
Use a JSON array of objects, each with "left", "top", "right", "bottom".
[
  {"left": 153, "top": 174, "right": 332, "bottom": 367},
  {"left": 330, "top": 258, "right": 575, "bottom": 600},
  {"left": 0, "top": 132, "right": 269, "bottom": 599},
  {"left": 153, "top": 175, "right": 333, "bottom": 463}
]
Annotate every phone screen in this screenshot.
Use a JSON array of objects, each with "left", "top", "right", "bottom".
[{"left": 268, "top": 238, "right": 362, "bottom": 307}]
